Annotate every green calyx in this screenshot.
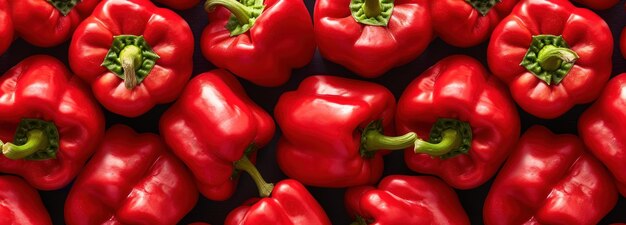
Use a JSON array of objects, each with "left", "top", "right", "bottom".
[
  {"left": 101, "top": 35, "right": 160, "bottom": 89},
  {"left": 46, "top": 0, "right": 80, "bottom": 16},
  {"left": 520, "top": 35, "right": 579, "bottom": 85},
  {"left": 360, "top": 120, "right": 417, "bottom": 158},
  {"left": 205, "top": 0, "right": 265, "bottom": 36},
  {"left": 465, "top": 0, "right": 501, "bottom": 16},
  {"left": 1, "top": 119, "right": 59, "bottom": 160},
  {"left": 414, "top": 118, "right": 472, "bottom": 159},
  {"left": 234, "top": 147, "right": 274, "bottom": 198},
  {"left": 350, "top": 0, "right": 394, "bottom": 26}
]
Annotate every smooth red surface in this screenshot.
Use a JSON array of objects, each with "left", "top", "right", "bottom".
[
  {"left": 431, "top": 0, "right": 518, "bottom": 47},
  {"left": 579, "top": 73, "right": 626, "bottom": 196},
  {"left": 225, "top": 179, "right": 331, "bottom": 225},
  {"left": 11, "top": 0, "right": 100, "bottom": 47},
  {"left": 0, "top": 55, "right": 104, "bottom": 190},
  {"left": 314, "top": 0, "right": 432, "bottom": 78},
  {"left": 345, "top": 175, "right": 470, "bottom": 225},
  {"left": 0, "top": 176, "right": 52, "bottom": 225},
  {"left": 484, "top": 126, "right": 618, "bottom": 225},
  {"left": 155, "top": 0, "right": 199, "bottom": 10},
  {"left": 573, "top": 0, "right": 619, "bottom": 10},
  {"left": 396, "top": 55, "right": 520, "bottom": 189},
  {"left": 487, "top": 0, "right": 613, "bottom": 119},
  {"left": 160, "top": 69, "right": 275, "bottom": 201},
  {"left": 0, "top": 0, "right": 12, "bottom": 55},
  {"left": 69, "top": 0, "right": 194, "bottom": 117},
  {"left": 275, "top": 76, "right": 396, "bottom": 187},
  {"left": 65, "top": 125, "right": 198, "bottom": 225},
  {"left": 201, "top": 0, "right": 315, "bottom": 87}
]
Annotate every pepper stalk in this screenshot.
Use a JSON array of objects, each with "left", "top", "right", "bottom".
[
  {"left": 361, "top": 119, "right": 472, "bottom": 159},
  {"left": 234, "top": 154, "right": 274, "bottom": 197}
]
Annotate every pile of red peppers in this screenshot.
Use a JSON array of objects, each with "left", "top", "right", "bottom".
[{"left": 1, "top": 0, "right": 626, "bottom": 224}]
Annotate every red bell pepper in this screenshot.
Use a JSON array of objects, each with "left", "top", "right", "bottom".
[
  {"left": 396, "top": 55, "right": 520, "bottom": 189},
  {"left": 0, "top": 0, "right": 12, "bottom": 55},
  {"left": 430, "top": 0, "right": 518, "bottom": 47},
  {"left": 65, "top": 125, "right": 198, "bottom": 225},
  {"left": 160, "top": 69, "right": 275, "bottom": 200},
  {"left": 488, "top": 0, "right": 612, "bottom": 119},
  {"left": 579, "top": 73, "right": 626, "bottom": 197},
  {"left": 69, "top": 0, "right": 194, "bottom": 117},
  {"left": 345, "top": 175, "right": 470, "bottom": 225},
  {"left": 0, "top": 55, "right": 104, "bottom": 190},
  {"left": 484, "top": 126, "right": 617, "bottom": 225},
  {"left": 572, "top": 0, "right": 619, "bottom": 10},
  {"left": 0, "top": 176, "right": 52, "bottom": 225},
  {"left": 275, "top": 75, "right": 421, "bottom": 187},
  {"left": 10, "top": 0, "right": 100, "bottom": 47},
  {"left": 224, "top": 156, "right": 331, "bottom": 225},
  {"left": 155, "top": 0, "right": 199, "bottom": 10},
  {"left": 314, "top": 0, "right": 432, "bottom": 78},
  {"left": 201, "top": 0, "right": 315, "bottom": 87}
]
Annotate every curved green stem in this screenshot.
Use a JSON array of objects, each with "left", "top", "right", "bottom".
[
  {"left": 2, "top": 130, "right": 49, "bottom": 160},
  {"left": 363, "top": 0, "right": 382, "bottom": 18},
  {"left": 537, "top": 45, "right": 579, "bottom": 72},
  {"left": 205, "top": 0, "right": 252, "bottom": 25},
  {"left": 235, "top": 155, "right": 274, "bottom": 197},
  {"left": 362, "top": 130, "right": 417, "bottom": 152},
  {"left": 119, "top": 45, "right": 143, "bottom": 89},
  {"left": 414, "top": 129, "right": 461, "bottom": 156}
]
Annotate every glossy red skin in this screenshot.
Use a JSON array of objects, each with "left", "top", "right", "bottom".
[
  {"left": 579, "top": 73, "right": 626, "bottom": 197},
  {"left": 484, "top": 126, "right": 617, "bottom": 225},
  {"left": 621, "top": 27, "right": 626, "bottom": 59},
  {"left": 201, "top": 0, "right": 315, "bottom": 87},
  {"left": 69, "top": 0, "right": 194, "bottom": 117},
  {"left": 572, "top": 0, "right": 619, "bottom": 10},
  {"left": 0, "top": 0, "right": 13, "bottom": 55},
  {"left": 65, "top": 125, "right": 198, "bottom": 225},
  {"left": 345, "top": 175, "right": 470, "bottom": 225},
  {"left": 160, "top": 69, "right": 275, "bottom": 200},
  {"left": 487, "top": 0, "right": 612, "bottom": 119},
  {"left": 11, "top": 0, "right": 100, "bottom": 47},
  {"left": 431, "top": 0, "right": 518, "bottom": 47},
  {"left": 314, "top": 0, "right": 432, "bottom": 78},
  {"left": 155, "top": 0, "right": 199, "bottom": 10},
  {"left": 275, "top": 76, "right": 396, "bottom": 187},
  {"left": 0, "top": 55, "right": 104, "bottom": 190},
  {"left": 396, "top": 55, "right": 520, "bottom": 189},
  {"left": 0, "top": 176, "right": 52, "bottom": 225},
  {"left": 225, "top": 179, "right": 331, "bottom": 225}
]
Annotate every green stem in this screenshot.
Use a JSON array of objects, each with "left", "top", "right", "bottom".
[
  {"left": 363, "top": 0, "right": 382, "bottom": 18},
  {"left": 362, "top": 130, "right": 417, "bottom": 152},
  {"left": 2, "top": 130, "right": 49, "bottom": 160},
  {"left": 413, "top": 129, "right": 462, "bottom": 156},
  {"left": 205, "top": 0, "right": 252, "bottom": 25},
  {"left": 119, "top": 45, "right": 143, "bottom": 89},
  {"left": 537, "top": 45, "right": 579, "bottom": 72},
  {"left": 234, "top": 155, "right": 274, "bottom": 197}
]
